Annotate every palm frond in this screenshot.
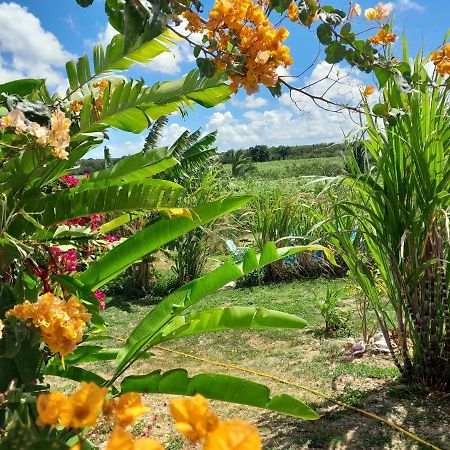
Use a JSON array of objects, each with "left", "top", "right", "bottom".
[{"left": 65, "top": 30, "right": 178, "bottom": 95}]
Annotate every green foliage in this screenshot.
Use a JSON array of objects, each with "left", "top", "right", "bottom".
[
  {"left": 65, "top": 29, "right": 176, "bottom": 94},
  {"left": 121, "top": 369, "right": 318, "bottom": 420},
  {"left": 230, "top": 150, "right": 255, "bottom": 178},
  {"left": 219, "top": 142, "right": 345, "bottom": 163},
  {"left": 249, "top": 145, "right": 270, "bottom": 162},
  {"left": 322, "top": 50, "right": 450, "bottom": 390},
  {"left": 143, "top": 116, "right": 169, "bottom": 152},
  {"left": 113, "top": 242, "right": 331, "bottom": 378},
  {"left": 316, "top": 286, "right": 349, "bottom": 333},
  {"left": 247, "top": 189, "right": 314, "bottom": 251}
]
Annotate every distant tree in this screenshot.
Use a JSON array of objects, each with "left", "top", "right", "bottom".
[
  {"left": 277, "top": 146, "right": 289, "bottom": 160},
  {"left": 249, "top": 145, "right": 269, "bottom": 162},
  {"left": 230, "top": 150, "right": 255, "bottom": 177},
  {"left": 218, "top": 149, "right": 235, "bottom": 164},
  {"left": 103, "top": 146, "right": 112, "bottom": 169}
]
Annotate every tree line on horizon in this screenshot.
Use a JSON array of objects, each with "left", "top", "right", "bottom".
[{"left": 74, "top": 142, "right": 345, "bottom": 174}]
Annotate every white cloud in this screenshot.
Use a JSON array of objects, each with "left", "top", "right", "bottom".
[
  {"left": 232, "top": 96, "right": 268, "bottom": 109},
  {"left": 207, "top": 62, "right": 367, "bottom": 150},
  {"left": 0, "top": 3, "right": 73, "bottom": 87},
  {"left": 158, "top": 122, "right": 189, "bottom": 147},
  {"left": 396, "top": 0, "right": 425, "bottom": 12}
]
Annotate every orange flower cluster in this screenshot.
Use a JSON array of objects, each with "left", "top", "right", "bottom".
[
  {"left": 430, "top": 44, "right": 450, "bottom": 76},
  {"left": 183, "top": 10, "right": 203, "bottom": 32},
  {"left": 369, "top": 28, "right": 397, "bottom": 45},
  {"left": 170, "top": 394, "right": 261, "bottom": 449},
  {"left": 37, "top": 383, "right": 157, "bottom": 450},
  {"left": 0, "top": 109, "right": 72, "bottom": 159},
  {"left": 5, "top": 292, "right": 90, "bottom": 358},
  {"left": 37, "top": 383, "right": 107, "bottom": 428},
  {"left": 183, "top": 0, "right": 293, "bottom": 94},
  {"left": 37, "top": 387, "right": 260, "bottom": 450}
]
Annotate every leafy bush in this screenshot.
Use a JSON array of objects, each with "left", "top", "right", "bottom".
[{"left": 316, "top": 287, "right": 349, "bottom": 333}]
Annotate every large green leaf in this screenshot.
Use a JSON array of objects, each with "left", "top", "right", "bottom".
[
  {"left": 121, "top": 369, "right": 319, "bottom": 420},
  {"left": 78, "top": 196, "right": 252, "bottom": 290},
  {"left": 45, "top": 364, "right": 115, "bottom": 392},
  {"left": 65, "top": 30, "right": 177, "bottom": 93},
  {"left": 0, "top": 79, "right": 45, "bottom": 96},
  {"left": 157, "top": 306, "right": 308, "bottom": 343},
  {"left": 115, "top": 243, "right": 331, "bottom": 374},
  {"left": 10, "top": 180, "right": 182, "bottom": 237},
  {"left": 84, "top": 146, "right": 177, "bottom": 184},
  {"left": 75, "top": 71, "right": 231, "bottom": 135}
]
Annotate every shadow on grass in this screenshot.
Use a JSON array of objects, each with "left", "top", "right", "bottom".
[
  {"left": 106, "top": 294, "right": 161, "bottom": 312},
  {"left": 257, "top": 382, "right": 450, "bottom": 450}
]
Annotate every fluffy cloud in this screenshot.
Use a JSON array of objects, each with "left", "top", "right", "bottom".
[
  {"left": 158, "top": 122, "right": 189, "bottom": 147},
  {"left": 396, "top": 0, "right": 425, "bottom": 12},
  {"left": 0, "top": 2, "right": 72, "bottom": 87},
  {"left": 232, "top": 96, "right": 268, "bottom": 109},
  {"left": 207, "top": 62, "right": 367, "bottom": 150}
]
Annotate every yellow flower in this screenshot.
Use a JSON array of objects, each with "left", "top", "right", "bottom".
[
  {"left": 36, "top": 391, "right": 67, "bottom": 426},
  {"left": 0, "top": 319, "right": 4, "bottom": 339},
  {"left": 365, "top": 2, "right": 393, "bottom": 21},
  {"left": 169, "top": 394, "right": 219, "bottom": 442},
  {"left": 369, "top": 28, "right": 397, "bottom": 45},
  {"left": 104, "top": 392, "right": 150, "bottom": 428},
  {"left": 286, "top": 2, "right": 298, "bottom": 21},
  {"left": 106, "top": 428, "right": 135, "bottom": 450},
  {"left": 364, "top": 7, "right": 377, "bottom": 20},
  {"left": 106, "top": 427, "right": 164, "bottom": 450},
  {"left": 6, "top": 293, "right": 90, "bottom": 358},
  {"left": 59, "top": 382, "right": 107, "bottom": 429},
  {"left": 204, "top": 419, "right": 261, "bottom": 450},
  {"left": 363, "top": 85, "right": 376, "bottom": 96}
]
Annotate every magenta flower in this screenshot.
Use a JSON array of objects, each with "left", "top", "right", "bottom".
[
  {"left": 92, "top": 289, "right": 107, "bottom": 310},
  {"left": 60, "top": 249, "right": 78, "bottom": 273},
  {"left": 60, "top": 174, "right": 79, "bottom": 188},
  {"left": 104, "top": 234, "right": 118, "bottom": 243}
]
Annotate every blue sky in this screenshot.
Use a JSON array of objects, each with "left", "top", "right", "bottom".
[{"left": 0, "top": 0, "right": 448, "bottom": 157}]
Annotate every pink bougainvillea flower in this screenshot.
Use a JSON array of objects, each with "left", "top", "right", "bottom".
[
  {"left": 92, "top": 289, "right": 107, "bottom": 310},
  {"left": 60, "top": 174, "right": 79, "bottom": 188},
  {"left": 104, "top": 234, "right": 119, "bottom": 243}
]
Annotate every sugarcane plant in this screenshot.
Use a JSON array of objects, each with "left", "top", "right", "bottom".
[{"left": 321, "top": 41, "right": 450, "bottom": 391}]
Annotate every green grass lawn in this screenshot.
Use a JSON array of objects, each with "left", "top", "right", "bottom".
[{"left": 61, "top": 277, "right": 450, "bottom": 450}]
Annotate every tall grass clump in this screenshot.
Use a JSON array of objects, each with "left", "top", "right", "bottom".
[{"left": 323, "top": 48, "right": 450, "bottom": 391}]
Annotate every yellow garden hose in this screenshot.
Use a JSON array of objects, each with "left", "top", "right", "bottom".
[{"left": 155, "top": 346, "right": 441, "bottom": 450}]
